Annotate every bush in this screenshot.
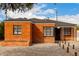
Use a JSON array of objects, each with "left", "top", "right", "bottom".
[{"left": 0, "top": 22, "right": 4, "bottom": 39}]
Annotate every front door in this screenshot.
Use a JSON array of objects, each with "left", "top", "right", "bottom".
[{"left": 54, "top": 28, "right": 61, "bottom": 43}]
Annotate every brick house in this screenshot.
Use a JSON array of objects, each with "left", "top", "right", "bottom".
[{"left": 0, "top": 18, "right": 77, "bottom": 46}]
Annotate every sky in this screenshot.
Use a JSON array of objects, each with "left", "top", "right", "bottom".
[{"left": 0, "top": 3, "right": 79, "bottom": 25}]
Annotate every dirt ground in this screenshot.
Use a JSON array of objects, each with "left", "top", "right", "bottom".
[{"left": 0, "top": 41, "right": 78, "bottom": 56}]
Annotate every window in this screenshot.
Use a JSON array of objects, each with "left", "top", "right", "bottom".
[
  {"left": 13, "top": 25, "right": 22, "bottom": 35},
  {"left": 64, "top": 28, "right": 71, "bottom": 35},
  {"left": 44, "top": 27, "right": 54, "bottom": 36}
]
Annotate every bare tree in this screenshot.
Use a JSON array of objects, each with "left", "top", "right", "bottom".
[{"left": 0, "top": 3, "right": 34, "bottom": 20}]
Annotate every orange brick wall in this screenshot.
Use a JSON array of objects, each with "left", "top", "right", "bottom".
[
  {"left": 4, "top": 21, "right": 32, "bottom": 46},
  {"left": 0, "top": 41, "right": 30, "bottom": 46},
  {"left": 2, "top": 20, "right": 76, "bottom": 46},
  {"left": 32, "top": 23, "right": 55, "bottom": 43}
]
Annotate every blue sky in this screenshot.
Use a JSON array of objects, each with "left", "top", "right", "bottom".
[
  {"left": 37, "top": 3, "right": 79, "bottom": 16},
  {"left": 0, "top": 3, "right": 79, "bottom": 24}
]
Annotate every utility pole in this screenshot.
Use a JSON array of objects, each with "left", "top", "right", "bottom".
[
  {"left": 54, "top": 4, "right": 58, "bottom": 28},
  {"left": 53, "top": 3, "right": 58, "bottom": 21},
  {"left": 54, "top": 8, "right": 58, "bottom": 21}
]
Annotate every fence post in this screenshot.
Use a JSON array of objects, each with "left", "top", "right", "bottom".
[
  {"left": 74, "top": 52, "right": 77, "bottom": 56},
  {"left": 65, "top": 41, "right": 66, "bottom": 44},
  {"left": 73, "top": 44, "right": 75, "bottom": 49},
  {"left": 59, "top": 41, "right": 61, "bottom": 47},
  {"left": 67, "top": 47, "right": 69, "bottom": 53},
  {"left": 68, "top": 42, "right": 70, "bottom": 47},
  {"left": 62, "top": 44, "right": 64, "bottom": 49}
]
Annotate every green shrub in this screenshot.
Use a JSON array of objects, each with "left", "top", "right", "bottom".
[{"left": 0, "top": 22, "right": 4, "bottom": 39}]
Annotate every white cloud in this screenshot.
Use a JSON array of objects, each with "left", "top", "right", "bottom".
[
  {"left": 51, "top": 14, "right": 79, "bottom": 25},
  {"left": 7, "top": 4, "right": 55, "bottom": 19},
  {"left": 35, "top": 9, "right": 55, "bottom": 15},
  {"left": 7, "top": 4, "right": 79, "bottom": 25},
  {"left": 43, "top": 9, "right": 55, "bottom": 14}
]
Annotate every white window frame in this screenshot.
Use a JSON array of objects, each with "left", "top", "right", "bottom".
[
  {"left": 13, "top": 25, "right": 22, "bottom": 35},
  {"left": 44, "top": 27, "right": 54, "bottom": 36},
  {"left": 64, "top": 28, "right": 71, "bottom": 35}
]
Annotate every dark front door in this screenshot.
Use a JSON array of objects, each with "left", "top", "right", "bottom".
[{"left": 54, "top": 28, "right": 61, "bottom": 43}]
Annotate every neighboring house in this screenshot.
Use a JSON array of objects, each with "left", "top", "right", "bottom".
[{"left": 0, "top": 18, "right": 77, "bottom": 46}]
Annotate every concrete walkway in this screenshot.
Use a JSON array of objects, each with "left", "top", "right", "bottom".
[{"left": 0, "top": 42, "right": 77, "bottom": 56}]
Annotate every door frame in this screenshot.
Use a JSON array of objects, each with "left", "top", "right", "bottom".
[{"left": 54, "top": 27, "right": 61, "bottom": 43}]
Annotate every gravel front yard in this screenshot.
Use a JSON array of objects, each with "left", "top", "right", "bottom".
[{"left": 0, "top": 42, "right": 78, "bottom": 56}]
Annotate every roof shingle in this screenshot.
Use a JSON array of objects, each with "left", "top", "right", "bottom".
[{"left": 5, "top": 18, "right": 76, "bottom": 26}]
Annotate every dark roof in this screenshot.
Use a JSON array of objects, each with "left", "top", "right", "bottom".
[
  {"left": 5, "top": 18, "right": 76, "bottom": 27},
  {"left": 30, "top": 19, "right": 76, "bottom": 26},
  {"left": 5, "top": 18, "right": 30, "bottom": 21}
]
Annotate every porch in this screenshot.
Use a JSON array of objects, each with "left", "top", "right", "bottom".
[{"left": 54, "top": 26, "right": 76, "bottom": 43}]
